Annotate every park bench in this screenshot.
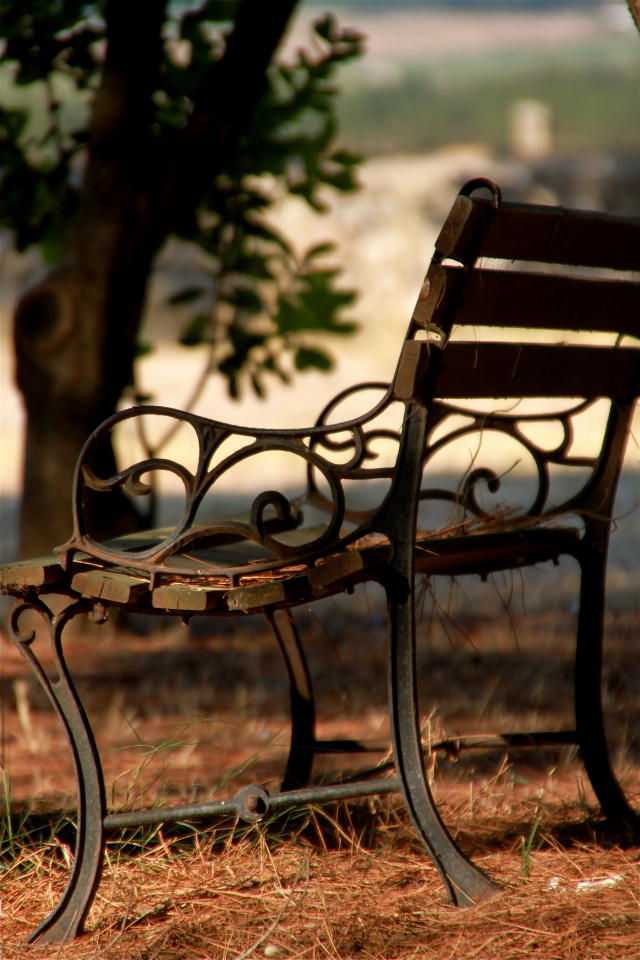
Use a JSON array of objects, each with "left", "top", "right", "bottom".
[{"left": 2, "top": 178, "right": 639, "bottom": 943}]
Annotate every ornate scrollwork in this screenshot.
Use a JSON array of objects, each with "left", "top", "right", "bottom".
[
  {"left": 8, "top": 597, "right": 106, "bottom": 943},
  {"left": 58, "top": 390, "right": 404, "bottom": 583},
  {"left": 420, "top": 397, "right": 603, "bottom": 522}
]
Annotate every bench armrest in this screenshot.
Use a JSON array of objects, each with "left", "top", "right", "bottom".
[{"left": 58, "top": 394, "right": 399, "bottom": 578}]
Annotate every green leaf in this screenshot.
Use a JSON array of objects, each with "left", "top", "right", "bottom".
[
  {"left": 322, "top": 167, "right": 358, "bottom": 193},
  {"left": 330, "top": 148, "right": 362, "bottom": 166},
  {"left": 223, "top": 286, "right": 264, "bottom": 314},
  {"left": 244, "top": 217, "right": 291, "bottom": 253},
  {"left": 263, "top": 354, "right": 291, "bottom": 385},
  {"left": 227, "top": 326, "right": 266, "bottom": 357},
  {"left": 294, "top": 347, "right": 332, "bottom": 372},
  {"left": 39, "top": 228, "right": 64, "bottom": 265},
  {"left": 233, "top": 254, "right": 273, "bottom": 281},
  {"left": 313, "top": 15, "right": 337, "bottom": 44},
  {"left": 250, "top": 372, "right": 265, "bottom": 398},
  {"left": 167, "top": 286, "right": 205, "bottom": 306},
  {"left": 273, "top": 293, "right": 302, "bottom": 335},
  {"left": 179, "top": 313, "right": 210, "bottom": 347},
  {"left": 135, "top": 340, "right": 154, "bottom": 359},
  {"left": 303, "top": 242, "right": 334, "bottom": 261},
  {"left": 218, "top": 360, "right": 239, "bottom": 400},
  {"left": 273, "top": 265, "right": 357, "bottom": 338},
  {"left": 197, "top": 0, "right": 238, "bottom": 23}
]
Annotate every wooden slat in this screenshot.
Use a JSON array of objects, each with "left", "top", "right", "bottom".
[
  {"left": 414, "top": 527, "right": 581, "bottom": 576},
  {"left": 308, "top": 551, "right": 365, "bottom": 590},
  {"left": 439, "top": 266, "right": 640, "bottom": 336},
  {"left": 71, "top": 569, "right": 150, "bottom": 604},
  {"left": 437, "top": 195, "right": 640, "bottom": 271},
  {"left": 227, "top": 580, "right": 287, "bottom": 612},
  {"left": 434, "top": 342, "right": 640, "bottom": 399},
  {"left": 0, "top": 555, "right": 65, "bottom": 591},
  {"left": 152, "top": 583, "right": 219, "bottom": 612}
]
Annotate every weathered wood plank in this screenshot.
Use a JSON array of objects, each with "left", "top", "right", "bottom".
[
  {"left": 308, "top": 551, "right": 365, "bottom": 591},
  {"left": 439, "top": 266, "right": 640, "bottom": 336},
  {"left": 437, "top": 195, "right": 640, "bottom": 270},
  {"left": 227, "top": 581, "right": 287, "bottom": 612},
  {"left": 435, "top": 342, "right": 640, "bottom": 399},
  {"left": 71, "top": 569, "right": 149, "bottom": 604},
  {"left": 152, "top": 582, "right": 219, "bottom": 612},
  {"left": 0, "top": 556, "right": 65, "bottom": 590}
]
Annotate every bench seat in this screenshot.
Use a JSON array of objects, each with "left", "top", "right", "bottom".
[{"left": 1, "top": 519, "right": 581, "bottom": 613}]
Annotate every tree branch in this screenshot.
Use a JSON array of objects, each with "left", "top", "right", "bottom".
[{"left": 162, "top": 0, "right": 300, "bottom": 232}]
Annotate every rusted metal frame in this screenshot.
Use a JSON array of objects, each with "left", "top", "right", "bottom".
[
  {"left": 371, "top": 181, "right": 544, "bottom": 904},
  {"left": 415, "top": 317, "right": 637, "bottom": 524},
  {"left": 417, "top": 398, "right": 601, "bottom": 520},
  {"left": 564, "top": 396, "right": 638, "bottom": 835},
  {"left": 411, "top": 186, "right": 609, "bottom": 525},
  {"left": 305, "top": 379, "right": 401, "bottom": 522},
  {"left": 561, "top": 396, "right": 638, "bottom": 521},
  {"left": 103, "top": 777, "right": 402, "bottom": 832},
  {"left": 381, "top": 402, "right": 500, "bottom": 906},
  {"left": 570, "top": 531, "right": 640, "bottom": 838},
  {"left": 8, "top": 598, "right": 106, "bottom": 945},
  {"left": 372, "top": 181, "right": 502, "bottom": 903},
  {"left": 60, "top": 393, "right": 401, "bottom": 583},
  {"left": 96, "top": 703, "right": 603, "bottom": 836},
  {"left": 72, "top": 427, "right": 350, "bottom": 566},
  {"left": 266, "top": 609, "right": 317, "bottom": 791},
  {"left": 426, "top": 183, "right": 639, "bottom": 837},
  {"left": 336, "top": 730, "right": 581, "bottom": 785}
]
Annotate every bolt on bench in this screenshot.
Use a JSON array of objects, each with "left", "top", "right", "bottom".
[{"left": 2, "top": 179, "right": 639, "bottom": 943}]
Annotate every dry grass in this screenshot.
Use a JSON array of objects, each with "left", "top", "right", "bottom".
[
  {"left": 1, "top": 584, "right": 638, "bottom": 959},
  {"left": 1, "top": 794, "right": 638, "bottom": 960}
]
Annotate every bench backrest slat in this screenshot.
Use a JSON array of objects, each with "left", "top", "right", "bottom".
[
  {"left": 437, "top": 195, "right": 640, "bottom": 271},
  {"left": 434, "top": 342, "right": 640, "bottom": 400},
  {"left": 432, "top": 266, "right": 640, "bottom": 337}
]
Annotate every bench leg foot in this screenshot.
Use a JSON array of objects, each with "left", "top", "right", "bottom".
[
  {"left": 575, "top": 552, "right": 640, "bottom": 839},
  {"left": 268, "top": 610, "right": 316, "bottom": 791},
  {"left": 387, "top": 594, "right": 500, "bottom": 906},
  {"left": 9, "top": 599, "right": 106, "bottom": 944}
]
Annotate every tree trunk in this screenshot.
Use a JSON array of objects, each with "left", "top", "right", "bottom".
[
  {"left": 15, "top": 253, "right": 154, "bottom": 556},
  {"left": 13, "top": 0, "right": 300, "bottom": 557},
  {"left": 14, "top": 0, "right": 165, "bottom": 556}
]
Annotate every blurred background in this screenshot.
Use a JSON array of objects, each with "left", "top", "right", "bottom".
[{"left": 1, "top": 0, "right": 639, "bottom": 561}]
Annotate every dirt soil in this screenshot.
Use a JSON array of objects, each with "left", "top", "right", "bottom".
[{"left": 0, "top": 591, "right": 638, "bottom": 959}]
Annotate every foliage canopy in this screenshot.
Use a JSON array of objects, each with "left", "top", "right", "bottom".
[{"left": 0, "top": 1, "right": 363, "bottom": 399}]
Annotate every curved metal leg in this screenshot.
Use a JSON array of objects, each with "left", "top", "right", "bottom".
[
  {"left": 574, "top": 549, "right": 640, "bottom": 838},
  {"left": 387, "top": 589, "right": 500, "bottom": 906},
  {"left": 9, "top": 598, "right": 106, "bottom": 944},
  {"left": 267, "top": 609, "right": 316, "bottom": 791}
]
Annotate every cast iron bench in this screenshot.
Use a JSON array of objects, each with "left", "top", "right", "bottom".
[{"left": 2, "top": 179, "right": 639, "bottom": 943}]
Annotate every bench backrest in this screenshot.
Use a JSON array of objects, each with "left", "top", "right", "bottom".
[{"left": 390, "top": 179, "right": 640, "bottom": 533}]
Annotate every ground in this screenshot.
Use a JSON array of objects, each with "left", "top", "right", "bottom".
[{"left": 0, "top": 580, "right": 638, "bottom": 959}]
